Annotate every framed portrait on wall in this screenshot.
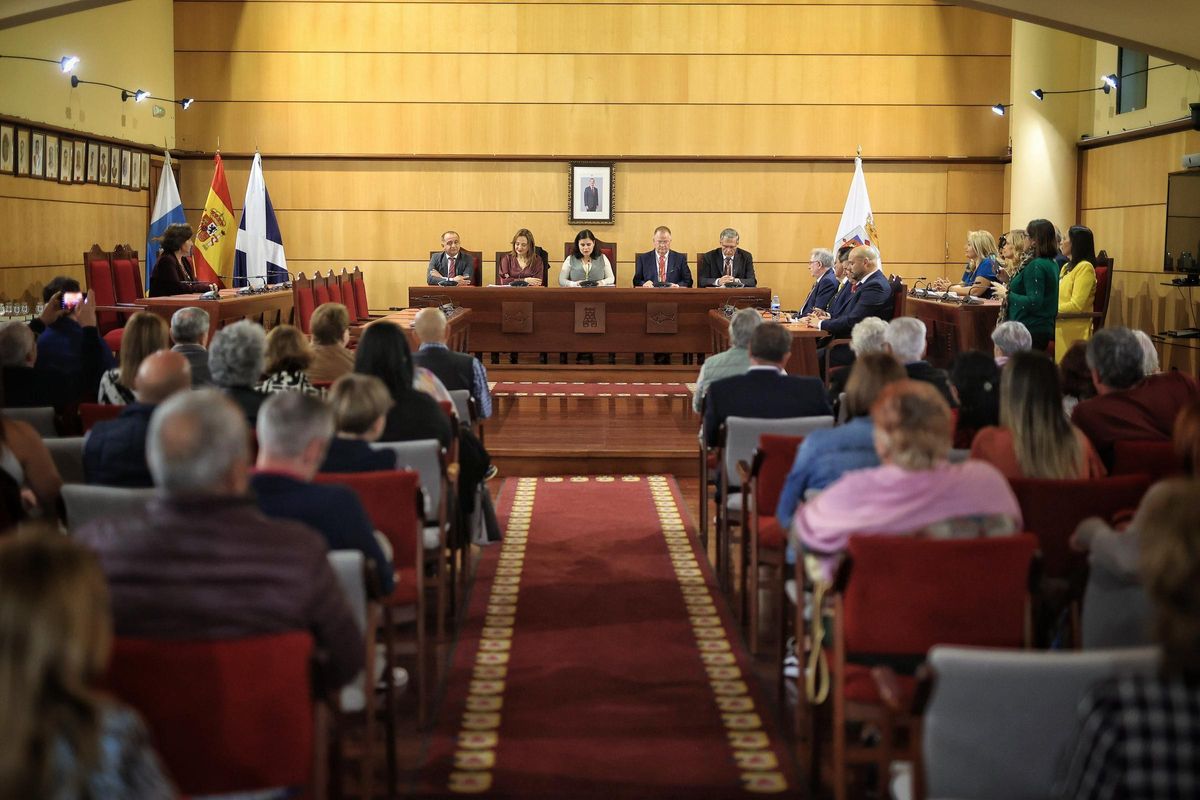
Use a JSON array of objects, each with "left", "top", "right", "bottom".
[
  {"left": 98, "top": 145, "right": 110, "bottom": 185},
  {"left": 119, "top": 149, "right": 131, "bottom": 187},
  {"left": 45, "top": 135, "right": 59, "bottom": 181},
  {"left": 16, "top": 129, "right": 30, "bottom": 176},
  {"left": 59, "top": 139, "right": 72, "bottom": 184},
  {"left": 140, "top": 152, "right": 149, "bottom": 187},
  {"left": 73, "top": 140, "right": 85, "bottom": 183},
  {"left": 31, "top": 132, "right": 44, "bottom": 178},
  {"left": 109, "top": 146, "right": 120, "bottom": 185},
  {"left": 0, "top": 125, "right": 13, "bottom": 174},
  {"left": 568, "top": 162, "right": 615, "bottom": 225},
  {"left": 86, "top": 142, "right": 98, "bottom": 182},
  {"left": 130, "top": 153, "right": 141, "bottom": 190}
]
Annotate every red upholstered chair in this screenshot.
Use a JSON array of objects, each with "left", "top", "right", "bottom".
[
  {"left": 742, "top": 433, "right": 805, "bottom": 654},
  {"left": 292, "top": 272, "right": 317, "bottom": 335},
  {"left": 106, "top": 632, "right": 318, "bottom": 796},
  {"left": 83, "top": 245, "right": 125, "bottom": 353},
  {"left": 313, "top": 271, "right": 333, "bottom": 309},
  {"left": 350, "top": 266, "right": 373, "bottom": 321},
  {"left": 1058, "top": 250, "right": 1115, "bottom": 338},
  {"left": 1111, "top": 439, "right": 1185, "bottom": 481},
  {"left": 79, "top": 402, "right": 121, "bottom": 432},
  {"left": 337, "top": 268, "right": 359, "bottom": 320},
  {"left": 110, "top": 244, "right": 144, "bottom": 305},
  {"left": 817, "top": 534, "right": 1038, "bottom": 800}
]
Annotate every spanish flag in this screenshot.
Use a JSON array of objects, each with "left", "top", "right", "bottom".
[{"left": 192, "top": 153, "right": 235, "bottom": 287}]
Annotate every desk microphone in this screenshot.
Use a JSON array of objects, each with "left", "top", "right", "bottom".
[{"left": 909, "top": 277, "right": 928, "bottom": 295}]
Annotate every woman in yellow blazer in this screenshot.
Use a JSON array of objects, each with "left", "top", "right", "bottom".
[{"left": 1055, "top": 225, "right": 1098, "bottom": 363}]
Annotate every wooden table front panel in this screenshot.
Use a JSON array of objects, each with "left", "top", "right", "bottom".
[
  {"left": 707, "top": 310, "right": 826, "bottom": 377},
  {"left": 135, "top": 289, "right": 295, "bottom": 342},
  {"left": 907, "top": 296, "right": 1001, "bottom": 369},
  {"left": 364, "top": 308, "right": 473, "bottom": 352}
]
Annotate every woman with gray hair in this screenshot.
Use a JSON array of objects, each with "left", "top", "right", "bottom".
[
  {"left": 991, "top": 320, "right": 1032, "bottom": 366},
  {"left": 208, "top": 320, "right": 269, "bottom": 427}
]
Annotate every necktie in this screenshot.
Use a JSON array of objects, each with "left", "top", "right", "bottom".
[
  {"left": 724, "top": 256, "right": 732, "bottom": 277},
  {"left": 658, "top": 253, "right": 666, "bottom": 283},
  {"left": 448, "top": 256, "right": 456, "bottom": 276},
  {"left": 851, "top": 281, "right": 859, "bottom": 293}
]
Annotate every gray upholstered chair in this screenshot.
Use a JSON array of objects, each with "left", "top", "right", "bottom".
[
  {"left": 44, "top": 436, "right": 85, "bottom": 484},
  {"left": 61, "top": 483, "right": 155, "bottom": 530},
  {"left": 6, "top": 406, "right": 57, "bottom": 438}
]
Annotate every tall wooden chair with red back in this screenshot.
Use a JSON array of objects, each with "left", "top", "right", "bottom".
[
  {"left": 350, "top": 266, "right": 375, "bottom": 322},
  {"left": 1058, "top": 250, "right": 1115, "bottom": 340},
  {"left": 291, "top": 272, "right": 317, "bottom": 335},
  {"left": 742, "top": 433, "right": 805, "bottom": 654},
  {"left": 106, "top": 632, "right": 319, "bottom": 797},
  {"left": 314, "top": 470, "right": 425, "bottom": 787},
  {"left": 1008, "top": 473, "right": 1152, "bottom": 646},
  {"left": 335, "top": 267, "right": 360, "bottom": 321},
  {"left": 79, "top": 402, "right": 122, "bottom": 432},
  {"left": 818, "top": 534, "right": 1038, "bottom": 800},
  {"left": 1111, "top": 439, "right": 1185, "bottom": 481},
  {"left": 110, "top": 245, "right": 144, "bottom": 306},
  {"left": 83, "top": 244, "right": 125, "bottom": 353},
  {"left": 312, "top": 270, "right": 334, "bottom": 313}
]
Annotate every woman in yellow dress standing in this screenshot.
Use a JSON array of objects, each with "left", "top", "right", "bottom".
[{"left": 1055, "top": 225, "right": 1098, "bottom": 363}]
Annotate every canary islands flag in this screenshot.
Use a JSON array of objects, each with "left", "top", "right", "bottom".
[
  {"left": 192, "top": 153, "right": 234, "bottom": 287},
  {"left": 145, "top": 151, "right": 185, "bottom": 286},
  {"left": 834, "top": 156, "right": 880, "bottom": 254}
]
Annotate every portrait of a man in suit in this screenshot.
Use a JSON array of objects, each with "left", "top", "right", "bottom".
[{"left": 583, "top": 177, "right": 600, "bottom": 212}]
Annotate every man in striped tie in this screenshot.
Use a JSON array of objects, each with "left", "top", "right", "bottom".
[{"left": 699, "top": 228, "right": 757, "bottom": 288}]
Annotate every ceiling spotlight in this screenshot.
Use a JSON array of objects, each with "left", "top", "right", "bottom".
[
  {"left": 991, "top": 103, "right": 1006, "bottom": 116},
  {"left": 122, "top": 88, "right": 149, "bottom": 102},
  {"left": 1031, "top": 89, "right": 1044, "bottom": 101},
  {"left": 180, "top": 97, "right": 194, "bottom": 110},
  {"left": 59, "top": 55, "right": 79, "bottom": 73},
  {"left": 1102, "top": 73, "right": 1118, "bottom": 93},
  {"left": 70, "top": 75, "right": 79, "bottom": 88}
]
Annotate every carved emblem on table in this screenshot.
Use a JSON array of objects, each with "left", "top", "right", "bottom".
[
  {"left": 574, "top": 302, "right": 605, "bottom": 334},
  {"left": 501, "top": 302, "right": 534, "bottom": 334},
  {"left": 646, "top": 302, "right": 678, "bottom": 334}
]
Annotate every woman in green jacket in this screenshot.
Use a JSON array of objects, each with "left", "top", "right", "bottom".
[{"left": 993, "top": 218, "right": 1060, "bottom": 352}]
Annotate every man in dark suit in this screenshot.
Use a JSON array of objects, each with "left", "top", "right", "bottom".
[
  {"left": 824, "top": 247, "right": 855, "bottom": 318},
  {"left": 699, "top": 228, "right": 757, "bottom": 287},
  {"left": 633, "top": 226, "right": 693, "bottom": 288},
  {"left": 806, "top": 245, "right": 894, "bottom": 375},
  {"left": 583, "top": 178, "right": 600, "bottom": 212},
  {"left": 412, "top": 307, "right": 492, "bottom": 419},
  {"left": 800, "top": 248, "right": 840, "bottom": 316},
  {"left": 884, "top": 317, "right": 958, "bottom": 408},
  {"left": 703, "top": 322, "right": 832, "bottom": 446},
  {"left": 426, "top": 230, "right": 475, "bottom": 285},
  {"left": 169, "top": 306, "right": 212, "bottom": 387}
]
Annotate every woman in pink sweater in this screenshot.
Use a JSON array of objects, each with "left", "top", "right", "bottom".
[{"left": 792, "top": 380, "right": 1022, "bottom": 582}]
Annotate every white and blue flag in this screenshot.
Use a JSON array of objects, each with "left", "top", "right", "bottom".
[
  {"left": 234, "top": 152, "right": 288, "bottom": 287},
  {"left": 146, "top": 151, "right": 186, "bottom": 285}
]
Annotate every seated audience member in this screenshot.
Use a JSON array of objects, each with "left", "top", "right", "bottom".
[
  {"left": 498, "top": 228, "right": 546, "bottom": 286},
  {"left": 800, "top": 248, "right": 839, "bottom": 316},
  {"left": 427, "top": 230, "right": 475, "bottom": 286},
  {"left": 791, "top": 380, "right": 1021, "bottom": 582},
  {"left": 258, "top": 324, "right": 321, "bottom": 396},
  {"left": 412, "top": 307, "right": 493, "bottom": 419},
  {"left": 827, "top": 316, "right": 889, "bottom": 401},
  {"left": 693, "top": 308, "right": 762, "bottom": 413},
  {"left": 1072, "top": 326, "right": 1200, "bottom": 466},
  {"left": 208, "top": 320, "right": 270, "bottom": 428},
  {"left": 559, "top": 229, "right": 615, "bottom": 287},
  {"left": 83, "top": 351, "right": 192, "bottom": 488},
  {"left": 320, "top": 374, "right": 398, "bottom": 473},
  {"left": 933, "top": 230, "right": 1000, "bottom": 297},
  {"left": 75, "top": 390, "right": 364, "bottom": 693},
  {"left": 884, "top": 317, "right": 957, "bottom": 407},
  {"left": 991, "top": 319, "right": 1032, "bottom": 367},
  {"left": 0, "top": 531, "right": 174, "bottom": 798},
  {"left": 1059, "top": 476, "right": 1200, "bottom": 796},
  {"left": 97, "top": 312, "right": 169, "bottom": 405},
  {"left": 8, "top": 284, "right": 112, "bottom": 406},
  {"left": 1132, "top": 328, "right": 1160, "bottom": 376},
  {"left": 147, "top": 223, "right": 210, "bottom": 297},
  {"left": 776, "top": 353, "right": 906, "bottom": 529},
  {"left": 307, "top": 302, "right": 356, "bottom": 383},
  {"left": 354, "top": 322, "right": 452, "bottom": 449},
  {"left": 698, "top": 228, "right": 757, "bottom": 288},
  {"left": 0, "top": 412, "right": 63, "bottom": 520},
  {"left": 1059, "top": 340, "right": 1097, "bottom": 415},
  {"left": 949, "top": 350, "right": 1001, "bottom": 448},
  {"left": 1054, "top": 224, "right": 1098, "bottom": 363},
  {"left": 970, "top": 350, "right": 1105, "bottom": 479},
  {"left": 1071, "top": 400, "right": 1200, "bottom": 646},
  {"left": 169, "top": 306, "right": 212, "bottom": 387},
  {"left": 251, "top": 392, "right": 394, "bottom": 595},
  {"left": 703, "top": 323, "right": 832, "bottom": 447}
]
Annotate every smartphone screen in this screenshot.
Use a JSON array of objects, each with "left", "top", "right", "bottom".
[{"left": 60, "top": 291, "right": 83, "bottom": 310}]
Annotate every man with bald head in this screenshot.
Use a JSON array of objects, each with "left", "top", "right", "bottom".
[
  {"left": 411, "top": 306, "right": 492, "bottom": 419},
  {"left": 83, "top": 349, "right": 192, "bottom": 487}
]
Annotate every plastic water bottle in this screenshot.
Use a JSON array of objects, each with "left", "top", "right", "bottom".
[{"left": 770, "top": 294, "right": 781, "bottom": 319}]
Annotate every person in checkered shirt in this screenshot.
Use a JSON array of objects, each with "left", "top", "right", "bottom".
[{"left": 1059, "top": 478, "right": 1200, "bottom": 798}]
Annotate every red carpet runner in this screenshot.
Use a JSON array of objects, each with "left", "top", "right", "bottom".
[
  {"left": 491, "top": 381, "right": 693, "bottom": 398},
  {"left": 416, "top": 475, "right": 798, "bottom": 798}
]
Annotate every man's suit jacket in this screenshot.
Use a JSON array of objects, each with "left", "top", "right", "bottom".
[
  {"left": 426, "top": 251, "right": 476, "bottom": 285},
  {"left": 172, "top": 343, "right": 212, "bottom": 387},
  {"left": 826, "top": 279, "right": 853, "bottom": 317},
  {"left": 819, "top": 270, "right": 893, "bottom": 338},
  {"left": 905, "top": 361, "right": 959, "bottom": 408},
  {"left": 83, "top": 403, "right": 156, "bottom": 487},
  {"left": 703, "top": 367, "right": 833, "bottom": 446},
  {"left": 699, "top": 248, "right": 757, "bottom": 287},
  {"left": 583, "top": 186, "right": 599, "bottom": 212},
  {"left": 801, "top": 269, "right": 841, "bottom": 316},
  {"left": 632, "top": 250, "right": 693, "bottom": 287}
]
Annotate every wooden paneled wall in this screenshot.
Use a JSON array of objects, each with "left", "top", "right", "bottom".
[
  {"left": 1079, "top": 128, "right": 1200, "bottom": 372},
  {"left": 178, "top": 157, "right": 1007, "bottom": 311}
]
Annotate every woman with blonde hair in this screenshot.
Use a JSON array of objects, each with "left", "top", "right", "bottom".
[
  {"left": 996, "top": 228, "right": 1028, "bottom": 280},
  {"left": 971, "top": 350, "right": 1105, "bottom": 479},
  {"left": 258, "top": 324, "right": 321, "bottom": 396},
  {"left": 0, "top": 530, "right": 173, "bottom": 797},
  {"left": 934, "top": 230, "right": 1000, "bottom": 297},
  {"left": 97, "top": 312, "right": 169, "bottom": 405},
  {"left": 320, "top": 373, "right": 399, "bottom": 473}
]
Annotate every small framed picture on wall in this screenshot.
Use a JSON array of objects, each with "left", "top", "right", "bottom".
[
  {"left": 45, "top": 135, "right": 59, "bottom": 181},
  {"left": 31, "top": 132, "right": 44, "bottom": 178},
  {"left": 72, "top": 140, "right": 85, "bottom": 183},
  {"left": 98, "top": 145, "right": 110, "bottom": 185},
  {"left": 130, "top": 153, "right": 141, "bottom": 190},
  {"left": 109, "top": 146, "right": 120, "bottom": 185},
  {"left": 16, "top": 129, "right": 30, "bottom": 177},
  {"left": 119, "top": 149, "right": 131, "bottom": 188},
  {"left": 86, "top": 142, "right": 98, "bottom": 183},
  {"left": 59, "top": 139, "right": 73, "bottom": 184},
  {"left": 0, "top": 125, "right": 13, "bottom": 174},
  {"left": 140, "top": 153, "right": 149, "bottom": 188},
  {"left": 568, "top": 162, "right": 615, "bottom": 225}
]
